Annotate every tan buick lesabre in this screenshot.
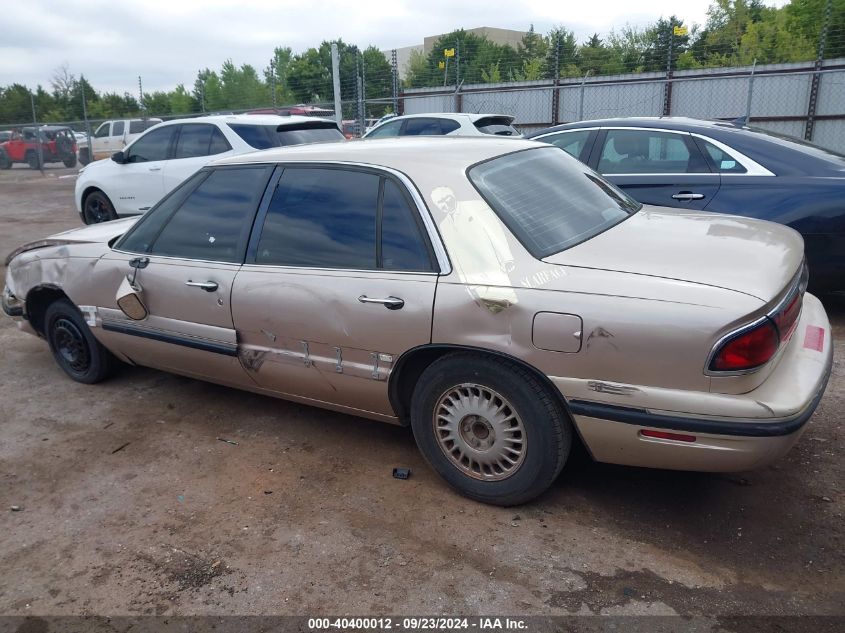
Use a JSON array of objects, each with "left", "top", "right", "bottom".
[{"left": 3, "top": 138, "right": 833, "bottom": 505}]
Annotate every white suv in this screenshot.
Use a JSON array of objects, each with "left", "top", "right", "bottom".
[
  {"left": 75, "top": 115, "right": 344, "bottom": 224},
  {"left": 363, "top": 113, "right": 521, "bottom": 138}
]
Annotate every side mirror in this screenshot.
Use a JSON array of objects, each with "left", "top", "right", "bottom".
[
  {"left": 112, "top": 150, "right": 127, "bottom": 164},
  {"left": 115, "top": 276, "right": 148, "bottom": 320}
]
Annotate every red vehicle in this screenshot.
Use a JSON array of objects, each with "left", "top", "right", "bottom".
[{"left": 0, "top": 126, "right": 78, "bottom": 169}]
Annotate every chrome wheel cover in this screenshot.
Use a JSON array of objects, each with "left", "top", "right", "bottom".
[{"left": 433, "top": 383, "right": 526, "bottom": 481}]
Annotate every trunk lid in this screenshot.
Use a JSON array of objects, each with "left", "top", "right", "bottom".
[{"left": 543, "top": 206, "right": 804, "bottom": 302}]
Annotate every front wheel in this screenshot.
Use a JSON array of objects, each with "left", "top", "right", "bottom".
[
  {"left": 78, "top": 148, "right": 90, "bottom": 165},
  {"left": 410, "top": 353, "right": 572, "bottom": 506},
  {"left": 44, "top": 299, "right": 115, "bottom": 384},
  {"left": 83, "top": 190, "right": 117, "bottom": 224},
  {"left": 0, "top": 152, "right": 10, "bottom": 169},
  {"left": 63, "top": 154, "right": 77, "bottom": 168},
  {"left": 27, "top": 152, "right": 41, "bottom": 169}
]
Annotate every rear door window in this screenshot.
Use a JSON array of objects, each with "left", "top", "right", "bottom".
[
  {"left": 598, "top": 129, "right": 709, "bottom": 174},
  {"left": 255, "top": 168, "right": 380, "bottom": 269},
  {"left": 112, "top": 121, "right": 125, "bottom": 137},
  {"left": 174, "top": 124, "right": 231, "bottom": 159},
  {"left": 403, "top": 118, "right": 449, "bottom": 136},
  {"left": 253, "top": 167, "right": 435, "bottom": 271}
]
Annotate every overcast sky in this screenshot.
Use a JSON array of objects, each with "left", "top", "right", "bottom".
[{"left": 1, "top": 0, "right": 787, "bottom": 94}]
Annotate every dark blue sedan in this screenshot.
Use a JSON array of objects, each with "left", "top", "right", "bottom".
[{"left": 526, "top": 117, "right": 845, "bottom": 292}]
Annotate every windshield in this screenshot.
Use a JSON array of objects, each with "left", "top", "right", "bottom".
[
  {"left": 468, "top": 147, "right": 641, "bottom": 258},
  {"left": 228, "top": 122, "right": 344, "bottom": 149}
]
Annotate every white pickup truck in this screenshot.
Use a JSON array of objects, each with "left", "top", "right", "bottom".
[{"left": 87, "top": 118, "right": 163, "bottom": 161}]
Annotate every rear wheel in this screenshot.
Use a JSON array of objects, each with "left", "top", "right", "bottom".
[
  {"left": 26, "top": 151, "right": 41, "bottom": 169},
  {"left": 410, "top": 353, "right": 572, "bottom": 506},
  {"left": 78, "top": 148, "right": 90, "bottom": 165},
  {"left": 83, "top": 190, "right": 117, "bottom": 224},
  {"left": 44, "top": 299, "right": 114, "bottom": 384},
  {"left": 63, "top": 154, "right": 77, "bottom": 168},
  {"left": 0, "top": 152, "right": 10, "bottom": 169}
]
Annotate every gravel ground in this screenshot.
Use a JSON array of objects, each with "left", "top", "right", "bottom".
[{"left": 0, "top": 165, "right": 842, "bottom": 620}]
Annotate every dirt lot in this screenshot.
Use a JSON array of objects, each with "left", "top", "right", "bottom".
[{"left": 0, "top": 165, "right": 843, "bottom": 621}]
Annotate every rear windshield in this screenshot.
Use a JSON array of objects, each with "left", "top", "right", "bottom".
[
  {"left": 468, "top": 147, "right": 640, "bottom": 258},
  {"left": 474, "top": 116, "right": 520, "bottom": 137},
  {"left": 228, "top": 122, "right": 344, "bottom": 149},
  {"left": 745, "top": 125, "right": 845, "bottom": 163}
]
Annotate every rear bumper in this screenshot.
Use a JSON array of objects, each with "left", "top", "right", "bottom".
[{"left": 554, "top": 293, "right": 833, "bottom": 472}]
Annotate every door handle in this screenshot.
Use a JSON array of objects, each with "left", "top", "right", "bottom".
[
  {"left": 148, "top": 166, "right": 162, "bottom": 172},
  {"left": 672, "top": 192, "right": 705, "bottom": 201},
  {"left": 185, "top": 280, "right": 218, "bottom": 292},
  {"left": 358, "top": 295, "right": 405, "bottom": 310}
]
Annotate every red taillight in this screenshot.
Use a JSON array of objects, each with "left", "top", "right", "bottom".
[
  {"left": 709, "top": 320, "right": 779, "bottom": 372},
  {"left": 773, "top": 292, "right": 802, "bottom": 343},
  {"left": 640, "top": 430, "right": 696, "bottom": 442}
]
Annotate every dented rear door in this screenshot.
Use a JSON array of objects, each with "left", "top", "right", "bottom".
[{"left": 231, "top": 165, "right": 439, "bottom": 419}]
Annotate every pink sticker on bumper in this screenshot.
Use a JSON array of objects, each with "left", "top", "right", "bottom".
[{"left": 803, "top": 325, "right": 825, "bottom": 352}]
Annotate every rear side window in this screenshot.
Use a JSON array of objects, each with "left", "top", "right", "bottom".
[
  {"left": 403, "top": 118, "right": 450, "bottom": 136},
  {"left": 174, "top": 124, "right": 231, "bottom": 159},
  {"left": 254, "top": 168, "right": 434, "bottom": 271},
  {"left": 697, "top": 139, "right": 747, "bottom": 173},
  {"left": 228, "top": 123, "right": 343, "bottom": 149},
  {"left": 469, "top": 147, "right": 640, "bottom": 258},
  {"left": 256, "top": 168, "right": 380, "bottom": 269},
  {"left": 148, "top": 167, "right": 270, "bottom": 262},
  {"left": 474, "top": 117, "right": 519, "bottom": 136}
]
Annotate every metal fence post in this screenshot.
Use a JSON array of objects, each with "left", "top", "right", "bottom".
[
  {"left": 745, "top": 59, "right": 757, "bottom": 123},
  {"left": 331, "top": 43, "right": 342, "bottom": 125},
  {"left": 663, "top": 24, "right": 674, "bottom": 116},
  {"left": 270, "top": 58, "right": 277, "bottom": 108},
  {"left": 805, "top": 0, "right": 832, "bottom": 141},
  {"left": 391, "top": 49, "right": 399, "bottom": 115},
  {"left": 578, "top": 71, "right": 591, "bottom": 121},
  {"left": 551, "top": 33, "right": 561, "bottom": 125},
  {"left": 80, "top": 74, "right": 93, "bottom": 165},
  {"left": 30, "top": 91, "right": 44, "bottom": 175}
]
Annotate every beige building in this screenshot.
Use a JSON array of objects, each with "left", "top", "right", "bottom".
[{"left": 386, "top": 26, "right": 530, "bottom": 79}]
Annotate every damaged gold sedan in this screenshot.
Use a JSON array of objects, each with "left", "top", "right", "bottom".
[{"left": 3, "top": 138, "right": 833, "bottom": 505}]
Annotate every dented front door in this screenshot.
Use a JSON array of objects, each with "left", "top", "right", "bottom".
[{"left": 231, "top": 267, "right": 436, "bottom": 417}]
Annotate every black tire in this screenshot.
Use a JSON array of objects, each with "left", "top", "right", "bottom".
[
  {"left": 27, "top": 151, "right": 41, "bottom": 169},
  {"left": 78, "top": 148, "right": 90, "bottom": 166},
  {"left": 0, "top": 151, "right": 10, "bottom": 169},
  {"left": 83, "top": 190, "right": 117, "bottom": 224},
  {"left": 410, "top": 353, "right": 571, "bottom": 506},
  {"left": 63, "top": 154, "right": 77, "bottom": 168},
  {"left": 44, "top": 298, "right": 114, "bottom": 384}
]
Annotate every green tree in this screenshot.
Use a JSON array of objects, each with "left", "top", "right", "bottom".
[{"left": 542, "top": 27, "right": 580, "bottom": 78}]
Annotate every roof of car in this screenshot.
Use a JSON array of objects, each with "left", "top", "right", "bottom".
[
  {"left": 214, "top": 136, "right": 541, "bottom": 170},
  {"left": 379, "top": 112, "right": 513, "bottom": 122},
  {"left": 157, "top": 114, "right": 335, "bottom": 128},
  {"left": 526, "top": 116, "right": 747, "bottom": 136}
]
